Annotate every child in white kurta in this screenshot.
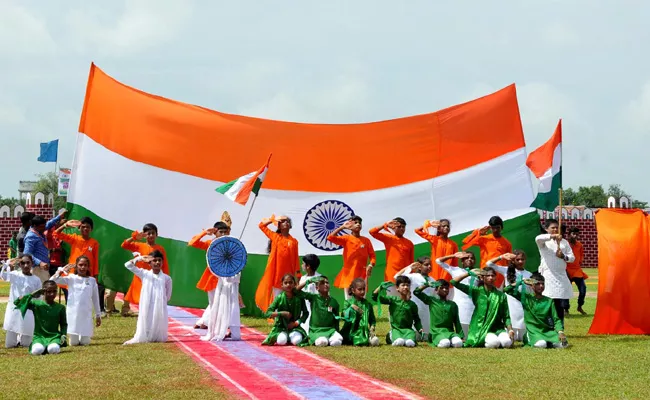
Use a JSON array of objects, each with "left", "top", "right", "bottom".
[
  {"left": 298, "top": 254, "right": 321, "bottom": 334},
  {"left": 2, "top": 257, "right": 42, "bottom": 348},
  {"left": 436, "top": 252, "right": 479, "bottom": 339},
  {"left": 52, "top": 256, "right": 101, "bottom": 346},
  {"left": 123, "top": 251, "right": 173, "bottom": 345},
  {"left": 394, "top": 256, "right": 434, "bottom": 341},
  {"left": 201, "top": 273, "right": 242, "bottom": 342},
  {"left": 486, "top": 251, "right": 532, "bottom": 342}
]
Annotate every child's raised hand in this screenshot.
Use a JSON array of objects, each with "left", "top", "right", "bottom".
[
  {"left": 66, "top": 220, "right": 82, "bottom": 228},
  {"left": 384, "top": 220, "right": 396, "bottom": 231},
  {"left": 63, "top": 264, "right": 74, "bottom": 273},
  {"left": 479, "top": 226, "right": 490, "bottom": 235},
  {"left": 205, "top": 227, "right": 218, "bottom": 235},
  {"left": 134, "top": 231, "right": 147, "bottom": 241},
  {"left": 454, "top": 252, "right": 469, "bottom": 259},
  {"left": 32, "top": 288, "right": 45, "bottom": 297},
  {"left": 140, "top": 255, "right": 154, "bottom": 263},
  {"left": 261, "top": 217, "right": 273, "bottom": 225},
  {"left": 501, "top": 253, "right": 516, "bottom": 261},
  {"left": 342, "top": 220, "right": 355, "bottom": 230}
]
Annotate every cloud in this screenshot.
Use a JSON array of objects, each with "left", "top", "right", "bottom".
[
  {"left": 65, "top": 0, "right": 193, "bottom": 56},
  {"left": 0, "top": 3, "right": 57, "bottom": 56},
  {"left": 540, "top": 21, "right": 581, "bottom": 47},
  {"left": 621, "top": 81, "right": 650, "bottom": 135}
]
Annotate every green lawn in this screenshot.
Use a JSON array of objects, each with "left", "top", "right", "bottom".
[
  {"left": 241, "top": 268, "right": 650, "bottom": 400},
  {"left": 0, "top": 281, "right": 9, "bottom": 297},
  {"left": 0, "top": 302, "right": 227, "bottom": 400},
  {"left": 3, "top": 268, "right": 649, "bottom": 400}
]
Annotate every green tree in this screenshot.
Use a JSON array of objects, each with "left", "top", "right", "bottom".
[
  {"left": 33, "top": 172, "right": 68, "bottom": 211},
  {"left": 562, "top": 184, "right": 648, "bottom": 208},
  {"left": 0, "top": 197, "right": 25, "bottom": 208}
]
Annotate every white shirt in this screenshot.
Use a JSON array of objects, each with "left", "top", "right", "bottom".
[
  {"left": 1, "top": 266, "right": 42, "bottom": 334},
  {"left": 536, "top": 234, "right": 575, "bottom": 299},
  {"left": 436, "top": 260, "right": 478, "bottom": 325},
  {"left": 124, "top": 258, "right": 173, "bottom": 344},
  {"left": 488, "top": 262, "right": 532, "bottom": 329},
  {"left": 53, "top": 270, "right": 101, "bottom": 337}
]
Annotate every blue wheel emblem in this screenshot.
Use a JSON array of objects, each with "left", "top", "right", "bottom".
[
  {"left": 303, "top": 200, "right": 355, "bottom": 251},
  {"left": 206, "top": 236, "right": 248, "bottom": 277}
]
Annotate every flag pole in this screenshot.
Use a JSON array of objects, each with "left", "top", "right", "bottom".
[
  {"left": 558, "top": 188, "right": 563, "bottom": 237},
  {"left": 238, "top": 195, "right": 259, "bottom": 240}
]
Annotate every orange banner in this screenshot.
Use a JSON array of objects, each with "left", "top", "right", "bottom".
[
  {"left": 78, "top": 63, "right": 525, "bottom": 193},
  {"left": 589, "top": 209, "right": 650, "bottom": 335}
]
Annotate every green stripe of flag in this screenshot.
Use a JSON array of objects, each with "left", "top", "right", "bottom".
[
  {"left": 531, "top": 170, "right": 562, "bottom": 211},
  {"left": 215, "top": 179, "right": 237, "bottom": 194}
]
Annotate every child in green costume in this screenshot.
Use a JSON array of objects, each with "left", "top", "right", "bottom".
[
  {"left": 14, "top": 280, "right": 67, "bottom": 355},
  {"left": 340, "top": 278, "right": 379, "bottom": 346},
  {"left": 262, "top": 274, "right": 309, "bottom": 346},
  {"left": 451, "top": 267, "right": 513, "bottom": 348},
  {"left": 413, "top": 279, "right": 464, "bottom": 348},
  {"left": 296, "top": 275, "right": 343, "bottom": 346},
  {"left": 504, "top": 272, "right": 568, "bottom": 348},
  {"left": 374, "top": 275, "right": 423, "bottom": 347}
]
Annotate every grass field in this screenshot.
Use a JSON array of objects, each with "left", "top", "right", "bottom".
[
  {"left": 0, "top": 281, "right": 9, "bottom": 297},
  {"left": 2, "top": 268, "right": 649, "bottom": 400}
]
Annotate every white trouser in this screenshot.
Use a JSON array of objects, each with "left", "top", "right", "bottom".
[
  {"left": 5, "top": 331, "right": 32, "bottom": 348},
  {"left": 534, "top": 340, "right": 565, "bottom": 349},
  {"left": 314, "top": 332, "right": 344, "bottom": 347},
  {"left": 438, "top": 336, "right": 463, "bottom": 348},
  {"left": 31, "top": 343, "right": 61, "bottom": 355},
  {"left": 69, "top": 334, "right": 91, "bottom": 346},
  {"left": 485, "top": 332, "right": 513, "bottom": 349},
  {"left": 276, "top": 331, "right": 304, "bottom": 346},
  {"left": 461, "top": 323, "right": 469, "bottom": 339},
  {"left": 196, "top": 289, "right": 216, "bottom": 326}
]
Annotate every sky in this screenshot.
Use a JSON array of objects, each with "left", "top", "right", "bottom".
[{"left": 1, "top": 1, "right": 649, "bottom": 201}]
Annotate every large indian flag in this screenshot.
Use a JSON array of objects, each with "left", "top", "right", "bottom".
[{"left": 69, "top": 63, "right": 541, "bottom": 316}]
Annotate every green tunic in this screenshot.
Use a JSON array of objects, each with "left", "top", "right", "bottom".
[
  {"left": 451, "top": 280, "right": 510, "bottom": 348},
  {"left": 298, "top": 292, "right": 340, "bottom": 342},
  {"left": 413, "top": 287, "right": 464, "bottom": 347},
  {"left": 377, "top": 289, "right": 422, "bottom": 343},
  {"left": 504, "top": 285, "right": 563, "bottom": 347},
  {"left": 262, "top": 291, "right": 309, "bottom": 347},
  {"left": 14, "top": 294, "right": 67, "bottom": 353},
  {"left": 340, "top": 297, "right": 376, "bottom": 346}
]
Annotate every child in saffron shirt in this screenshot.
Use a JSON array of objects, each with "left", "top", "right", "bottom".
[
  {"left": 369, "top": 218, "right": 414, "bottom": 283},
  {"left": 256, "top": 216, "right": 299, "bottom": 313},
  {"left": 120, "top": 223, "right": 170, "bottom": 316},
  {"left": 461, "top": 216, "right": 512, "bottom": 288},
  {"left": 415, "top": 219, "right": 458, "bottom": 280},
  {"left": 328, "top": 216, "right": 376, "bottom": 298},
  {"left": 54, "top": 217, "right": 103, "bottom": 315}
]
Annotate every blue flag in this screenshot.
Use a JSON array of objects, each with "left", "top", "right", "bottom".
[{"left": 38, "top": 139, "right": 58, "bottom": 163}]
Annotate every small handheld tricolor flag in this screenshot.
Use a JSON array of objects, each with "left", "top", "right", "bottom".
[
  {"left": 215, "top": 154, "right": 272, "bottom": 206},
  {"left": 526, "top": 119, "right": 562, "bottom": 211}
]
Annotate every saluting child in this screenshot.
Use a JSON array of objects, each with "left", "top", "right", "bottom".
[
  {"left": 296, "top": 275, "right": 343, "bottom": 347},
  {"left": 340, "top": 278, "right": 379, "bottom": 346},
  {"left": 373, "top": 276, "right": 423, "bottom": 347},
  {"left": 262, "top": 273, "right": 309, "bottom": 346},
  {"left": 413, "top": 279, "right": 464, "bottom": 348}
]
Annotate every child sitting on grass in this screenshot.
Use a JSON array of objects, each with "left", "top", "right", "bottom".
[
  {"left": 413, "top": 279, "right": 464, "bottom": 348},
  {"left": 340, "top": 278, "right": 379, "bottom": 346},
  {"left": 262, "top": 273, "right": 309, "bottom": 346},
  {"left": 505, "top": 272, "right": 568, "bottom": 348},
  {"left": 373, "top": 275, "right": 423, "bottom": 347},
  {"left": 14, "top": 280, "right": 67, "bottom": 355},
  {"left": 297, "top": 275, "right": 343, "bottom": 346}
]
